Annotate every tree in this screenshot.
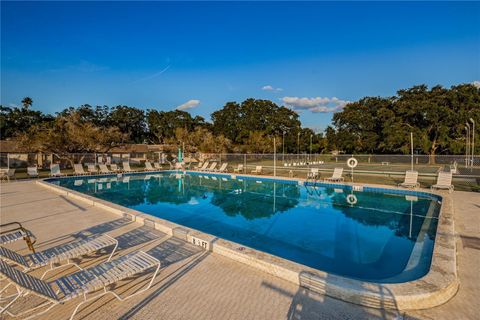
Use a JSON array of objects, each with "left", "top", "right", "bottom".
[
  {"left": 211, "top": 99, "right": 301, "bottom": 147},
  {"left": 329, "top": 83, "right": 480, "bottom": 156},
  {"left": 108, "top": 106, "right": 146, "bottom": 143},
  {"left": 146, "top": 109, "right": 205, "bottom": 144},
  {"left": 0, "top": 102, "right": 53, "bottom": 139},
  {"left": 21, "top": 97, "right": 33, "bottom": 109},
  {"left": 17, "top": 111, "right": 126, "bottom": 166}
]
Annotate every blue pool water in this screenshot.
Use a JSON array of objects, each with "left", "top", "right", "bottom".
[{"left": 48, "top": 172, "right": 441, "bottom": 283}]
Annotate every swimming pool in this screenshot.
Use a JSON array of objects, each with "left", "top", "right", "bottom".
[{"left": 48, "top": 172, "right": 441, "bottom": 283}]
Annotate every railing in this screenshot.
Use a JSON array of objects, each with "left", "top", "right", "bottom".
[{"left": 0, "top": 152, "right": 479, "bottom": 191}]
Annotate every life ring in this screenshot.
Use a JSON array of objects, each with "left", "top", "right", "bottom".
[
  {"left": 346, "top": 194, "right": 357, "bottom": 205},
  {"left": 347, "top": 157, "right": 358, "bottom": 168}
]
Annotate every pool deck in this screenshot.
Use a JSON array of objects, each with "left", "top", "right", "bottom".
[{"left": 0, "top": 180, "right": 478, "bottom": 320}]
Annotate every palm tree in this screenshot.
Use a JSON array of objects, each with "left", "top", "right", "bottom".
[{"left": 21, "top": 97, "right": 33, "bottom": 109}]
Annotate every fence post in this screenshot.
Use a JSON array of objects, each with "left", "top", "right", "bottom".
[
  {"left": 273, "top": 137, "right": 276, "bottom": 177},
  {"left": 244, "top": 154, "right": 246, "bottom": 174}
]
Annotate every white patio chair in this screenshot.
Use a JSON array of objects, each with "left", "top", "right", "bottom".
[
  {"left": 27, "top": 167, "right": 39, "bottom": 178},
  {"left": 324, "top": 168, "right": 344, "bottom": 182},
  {"left": 198, "top": 162, "right": 209, "bottom": 171},
  {"left": 251, "top": 166, "right": 262, "bottom": 174},
  {"left": 87, "top": 164, "right": 98, "bottom": 174},
  {"left": 98, "top": 164, "right": 112, "bottom": 174},
  {"left": 233, "top": 164, "right": 243, "bottom": 173},
  {"left": 205, "top": 162, "right": 217, "bottom": 172},
  {"left": 307, "top": 168, "right": 319, "bottom": 180},
  {"left": 0, "top": 251, "right": 160, "bottom": 320},
  {"left": 122, "top": 162, "right": 135, "bottom": 173},
  {"left": 0, "top": 234, "right": 118, "bottom": 277},
  {"left": 50, "top": 164, "right": 65, "bottom": 177},
  {"left": 73, "top": 164, "right": 88, "bottom": 176},
  {"left": 398, "top": 170, "right": 420, "bottom": 189},
  {"left": 431, "top": 171, "right": 454, "bottom": 193},
  {"left": 153, "top": 162, "right": 162, "bottom": 169},
  {"left": 109, "top": 163, "right": 122, "bottom": 172},
  {"left": 144, "top": 162, "right": 155, "bottom": 171},
  {"left": 0, "top": 222, "right": 36, "bottom": 252},
  {"left": 215, "top": 163, "right": 228, "bottom": 173}
]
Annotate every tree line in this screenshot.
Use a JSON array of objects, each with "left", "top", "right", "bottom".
[{"left": 0, "top": 83, "right": 478, "bottom": 155}]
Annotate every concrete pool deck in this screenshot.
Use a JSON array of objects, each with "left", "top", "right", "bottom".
[{"left": 0, "top": 180, "right": 478, "bottom": 319}]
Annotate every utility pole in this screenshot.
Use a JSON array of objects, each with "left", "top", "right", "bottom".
[{"left": 470, "top": 118, "right": 475, "bottom": 167}]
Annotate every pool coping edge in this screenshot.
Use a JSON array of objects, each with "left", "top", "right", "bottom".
[{"left": 36, "top": 173, "right": 458, "bottom": 310}]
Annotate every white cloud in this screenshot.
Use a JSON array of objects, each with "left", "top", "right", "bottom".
[
  {"left": 176, "top": 99, "right": 200, "bottom": 111},
  {"left": 262, "top": 85, "right": 283, "bottom": 92},
  {"left": 473, "top": 81, "right": 480, "bottom": 89},
  {"left": 281, "top": 96, "right": 350, "bottom": 113}
]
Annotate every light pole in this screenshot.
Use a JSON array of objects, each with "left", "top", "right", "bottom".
[
  {"left": 465, "top": 126, "right": 470, "bottom": 168},
  {"left": 467, "top": 122, "right": 471, "bottom": 167},
  {"left": 470, "top": 118, "right": 475, "bottom": 167},
  {"left": 297, "top": 132, "right": 300, "bottom": 160},
  {"left": 309, "top": 134, "right": 313, "bottom": 162},
  {"left": 282, "top": 131, "right": 285, "bottom": 164}
]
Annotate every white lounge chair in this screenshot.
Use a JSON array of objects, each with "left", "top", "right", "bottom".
[
  {"left": 0, "top": 234, "right": 118, "bottom": 276},
  {"left": 431, "top": 171, "right": 454, "bottom": 193},
  {"left": 98, "top": 164, "right": 112, "bottom": 174},
  {"left": 233, "top": 164, "right": 243, "bottom": 173},
  {"left": 109, "top": 163, "right": 121, "bottom": 172},
  {"left": 73, "top": 164, "right": 88, "bottom": 176},
  {"left": 122, "top": 162, "right": 135, "bottom": 173},
  {"left": 195, "top": 162, "right": 204, "bottom": 170},
  {"left": 198, "top": 162, "right": 209, "bottom": 171},
  {"left": 324, "top": 168, "right": 344, "bottom": 182},
  {"left": 215, "top": 163, "right": 228, "bottom": 173},
  {"left": 399, "top": 170, "right": 420, "bottom": 189},
  {"left": 144, "top": 162, "right": 155, "bottom": 171},
  {"left": 153, "top": 162, "right": 162, "bottom": 169},
  {"left": 307, "top": 168, "right": 319, "bottom": 180},
  {"left": 251, "top": 166, "right": 262, "bottom": 174},
  {"left": 27, "top": 167, "right": 39, "bottom": 178},
  {"left": 50, "top": 164, "right": 65, "bottom": 177},
  {"left": 0, "top": 251, "right": 160, "bottom": 320},
  {"left": 205, "top": 162, "right": 217, "bottom": 172},
  {"left": 0, "top": 222, "right": 36, "bottom": 252},
  {"left": 87, "top": 164, "right": 98, "bottom": 174}
]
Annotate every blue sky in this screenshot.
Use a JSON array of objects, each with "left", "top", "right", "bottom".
[{"left": 2, "top": 1, "right": 479, "bottom": 132}]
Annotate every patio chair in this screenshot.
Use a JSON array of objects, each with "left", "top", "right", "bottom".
[
  {"left": 0, "top": 222, "right": 36, "bottom": 252},
  {"left": 87, "top": 164, "right": 98, "bottom": 174},
  {"left": 122, "top": 162, "right": 135, "bottom": 173},
  {"left": 398, "top": 170, "right": 420, "bottom": 189},
  {"left": 73, "top": 164, "right": 88, "bottom": 176},
  {"left": 50, "top": 165, "right": 65, "bottom": 177},
  {"left": 307, "top": 168, "right": 319, "bottom": 180},
  {"left": 233, "top": 164, "right": 243, "bottom": 173},
  {"left": 431, "top": 171, "right": 454, "bottom": 193},
  {"left": 153, "top": 162, "right": 162, "bottom": 169},
  {"left": 0, "top": 233, "right": 118, "bottom": 278},
  {"left": 198, "top": 162, "right": 209, "bottom": 171},
  {"left": 0, "top": 168, "right": 16, "bottom": 182},
  {"left": 144, "top": 162, "right": 155, "bottom": 171},
  {"left": 0, "top": 251, "right": 160, "bottom": 320},
  {"left": 324, "top": 168, "right": 344, "bottom": 182},
  {"left": 195, "top": 162, "right": 204, "bottom": 170},
  {"left": 98, "top": 164, "right": 112, "bottom": 174},
  {"left": 251, "top": 166, "right": 262, "bottom": 174},
  {"left": 109, "top": 163, "right": 121, "bottom": 172},
  {"left": 27, "top": 167, "right": 39, "bottom": 179},
  {"left": 215, "top": 163, "right": 228, "bottom": 173},
  {"left": 205, "top": 162, "right": 217, "bottom": 172}
]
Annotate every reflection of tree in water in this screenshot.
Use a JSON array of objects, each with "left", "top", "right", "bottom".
[
  {"left": 210, "top": 180, "right": 301, "bottom": 220},
  {"left": 330, "top": 191, "right": 439, "bottom": 241}
]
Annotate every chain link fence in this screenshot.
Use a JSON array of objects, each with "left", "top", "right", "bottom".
[{"left": 1, "top": 152, "right": 479, "bottom": 191}]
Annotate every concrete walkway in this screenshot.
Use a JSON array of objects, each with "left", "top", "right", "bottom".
[{"left": 0, "top": 181, "right": 478, "bottom": 320}]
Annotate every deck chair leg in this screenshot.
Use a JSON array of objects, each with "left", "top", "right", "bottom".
[
  {"left": 107, "top": 262, "right": 161, "bottom": 302},
  {"left": 107, "top": 238, "right": 119, "bottom": 262}
]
